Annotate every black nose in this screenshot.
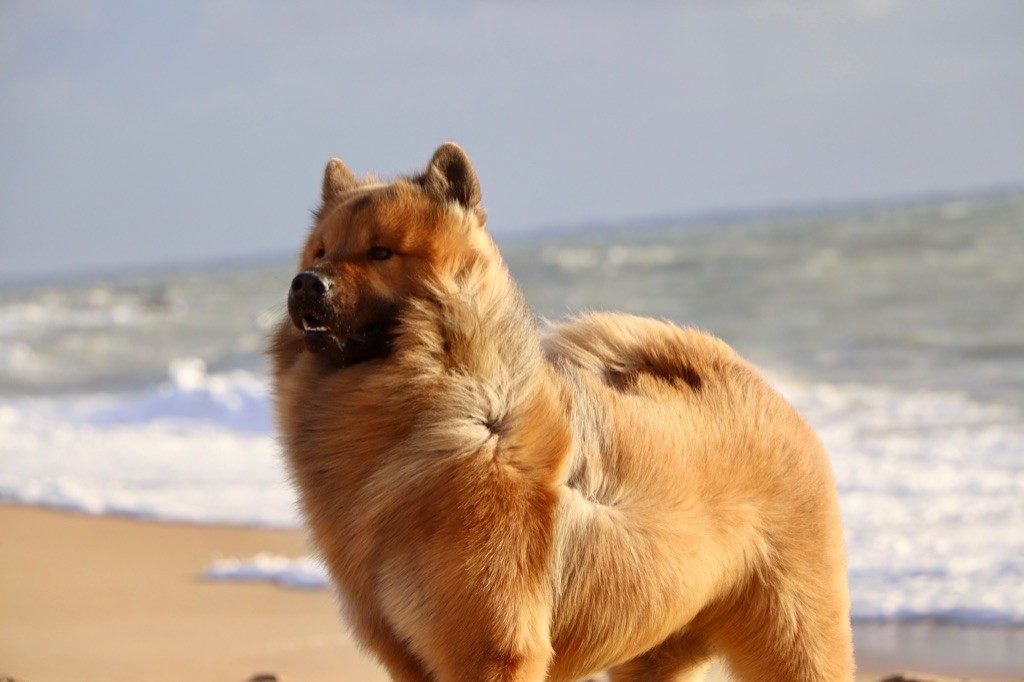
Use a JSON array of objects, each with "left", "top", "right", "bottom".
[
  {"left": 287, "top": 272, "right": 332, "bottom": 331},
  {"left": 290, "top": 272, "right": 329, "bottom": 296}
]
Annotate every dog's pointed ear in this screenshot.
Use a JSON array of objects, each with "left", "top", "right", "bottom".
[
  {"left": 421, "top": 142, "right": 481, "bottom": 208},
  {"left": 322, "top": 158, "right": 360, "bottom": 204}
]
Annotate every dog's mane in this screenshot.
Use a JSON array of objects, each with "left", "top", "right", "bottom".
[{"left": 384, "top": 238, "right": 558, "bottom": 468}]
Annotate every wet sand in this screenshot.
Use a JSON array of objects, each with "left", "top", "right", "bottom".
[{"left": 1, "top": 504, "right": 1020, "bottom": 681}]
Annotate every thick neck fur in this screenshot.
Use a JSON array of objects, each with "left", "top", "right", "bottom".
[
  {"left": 271, "top": 233, "right": 572, "bottom": 530},
  {"left": 395, "top": 237, "right": 545, "bottom": 428}
]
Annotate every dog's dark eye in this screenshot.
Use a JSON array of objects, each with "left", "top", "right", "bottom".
[
  {"left": 315, "top": 246, "right": 325, "bottom": 259},
  {"left": 368, "top": 246, "right": 393, "bottom": 261}
]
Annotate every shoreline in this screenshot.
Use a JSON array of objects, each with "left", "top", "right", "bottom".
[{"left": 2, "top": 503, "right": 1021, "bottom": 681}]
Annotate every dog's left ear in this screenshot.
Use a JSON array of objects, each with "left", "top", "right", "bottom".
[
  {"left": 322, "top": 158, "right": 360, "bottom": 204},
  {"left": 421, "top": 143, "right": 481, "bottom": 209}
]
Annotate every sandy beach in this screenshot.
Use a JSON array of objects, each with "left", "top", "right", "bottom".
[{"left": 2, "top": 503, "right": 1020, "bottom": 682}]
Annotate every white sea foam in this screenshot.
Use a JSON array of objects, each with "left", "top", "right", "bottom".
[
  {"left": 85, "top": 357, "right": 272, "bottom": 433},
  {"left": 203, "top": 553, "right": 329, "bottom": 589},
  {"left": 1, "top": 361, "right": 1022, "bottom": 624},
  {"left": 0, "top": 361, "right": 295, "bottom": 527}
]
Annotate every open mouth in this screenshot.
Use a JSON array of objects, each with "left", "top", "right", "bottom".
[
  {"left": 301, "top": 314, "right": 331, "bottom": 334},
  {"left": 293, "top": 313, "right": 393, "bottom": 366},
  {"left": 286, "top": 282, "right": 398, "bottom": 366}
]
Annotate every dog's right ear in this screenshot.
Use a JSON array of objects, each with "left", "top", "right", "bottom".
[{"left": 322, "top": 158, "right": 360, "bottom": 204}]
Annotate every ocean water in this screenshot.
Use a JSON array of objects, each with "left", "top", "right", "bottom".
[{"left": 2, "top": 193, "right": 1023, "bottom": 626}]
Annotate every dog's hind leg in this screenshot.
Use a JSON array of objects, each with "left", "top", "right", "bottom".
[
  {"left": 608, "top": 631, "right": 716, "bottom": 682},
  {"left": 711, "top": 568, "right": 854, "bottom": 682}
]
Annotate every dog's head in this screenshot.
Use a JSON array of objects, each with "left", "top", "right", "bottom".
[{"left": 282, "top": 143, "right": 488, "bottom": 366}]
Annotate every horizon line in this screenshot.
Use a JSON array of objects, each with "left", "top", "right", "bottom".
[{"left": 3, "top": 182, "right": 1021, "bottom": 290}]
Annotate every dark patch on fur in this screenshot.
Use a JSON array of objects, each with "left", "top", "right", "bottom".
[
  {"left": 607, "top": 360, "right": 703, "bottom": 393},
  {"left": 350, "top": 194, "right": 374, "bottom": 215}
]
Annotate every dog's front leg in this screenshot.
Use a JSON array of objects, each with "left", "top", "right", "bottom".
[
  {"left": 415, "top": 479, "right": 558, "bottom": 682},
  {"left": 469, "top": 650, "right": 553, "bottom": 682},
  {"left": 429, "top": 641, "right": 553, "bottom": 682},
  {"left": 419, "top": 557, "right": 555, "bottom": 682}
]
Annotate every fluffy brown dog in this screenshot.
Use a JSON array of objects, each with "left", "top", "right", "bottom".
[{"left": 270, "top": 143, "right": 853, "bottom": 681}]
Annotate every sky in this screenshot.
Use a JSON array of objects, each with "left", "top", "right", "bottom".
[{"left": 1, "top": 0, "right": 1022, "bottom": 281}]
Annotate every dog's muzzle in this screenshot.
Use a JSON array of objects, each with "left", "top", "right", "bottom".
[{"left": 288, "top": 271, "right": 334, "bottom": 333}]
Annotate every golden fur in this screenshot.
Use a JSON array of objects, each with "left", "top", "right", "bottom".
[{"left": 269, "top": 143, "right": 853, "bottom": 681}]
